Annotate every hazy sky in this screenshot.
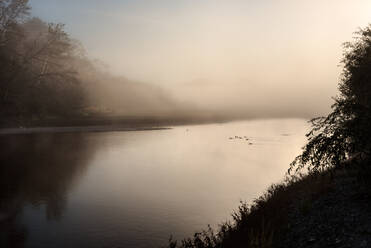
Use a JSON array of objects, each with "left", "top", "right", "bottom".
[{"left": 29, "top": 0, "right": 371, "bottom": 116}]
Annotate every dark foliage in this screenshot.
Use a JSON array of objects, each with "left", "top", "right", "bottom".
[{"left": 290, "top": 24, "right": 371, "bottom": 173}]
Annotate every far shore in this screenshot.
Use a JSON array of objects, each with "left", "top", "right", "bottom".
[
  {"left": 0, "top": 125, "right": 172, "bottom": 135},
  {"left": 0, "top": 115, "right": 236, "bottom": 135},
  {"left": 0, "top": 115, "right": 309, "bottom": 135}
]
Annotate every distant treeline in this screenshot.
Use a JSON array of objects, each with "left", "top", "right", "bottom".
[{"left": 0, "top": 0, "right": 195, "bottom": 127}]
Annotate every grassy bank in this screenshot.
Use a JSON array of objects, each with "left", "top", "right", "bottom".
[{"left": 166, "top": 162, "right": 371, "bottom": 248}]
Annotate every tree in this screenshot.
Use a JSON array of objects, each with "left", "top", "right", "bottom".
[
  {"left": 0, "top": 0, "right": 30, "bottom": 45},
  {"left": 0, "top": 1, "right": 86, "bottom": 124},
  {"left": 14, "top": 20, "right": 85, "bottom": 119},
  {"left": 290, "top": 24, "right": 371, "bottom": 173},
  {"left": 0, "top": 0, "right": 29, "bottom": 101}
]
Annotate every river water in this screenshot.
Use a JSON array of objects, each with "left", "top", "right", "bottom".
[{"left": 0, "top": 119, "right": 308, "bottom": 248}]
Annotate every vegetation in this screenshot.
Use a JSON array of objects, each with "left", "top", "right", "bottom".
[
  {"left": 166, "top": 24, "right": 371, "bottom": 248},
  {"left": 0, "top": 0, "right": 87, "bottom": 124},
  {"left": 290, "top": 24, "right": 371, "bottom": 173},
  {"left": 166, "top": 172, "right": 333, "bottom": 248},
  {"left": 0, "top": 0, "right": 185, "bottom": 128}
]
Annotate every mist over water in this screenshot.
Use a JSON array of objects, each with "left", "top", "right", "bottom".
[
  {"left": 26, "top": 0, "right": 371, "bottom": 121},
  {"left": 1, "top": 1, "right": 370, "bottom": 125}
]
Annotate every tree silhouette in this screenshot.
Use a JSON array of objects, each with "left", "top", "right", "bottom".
[{"left": 290, "top": 24, "right": 371, "bottom": 173}]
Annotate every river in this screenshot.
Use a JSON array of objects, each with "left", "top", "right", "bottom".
[{"left": 0, "top": 119, "right": 308, "bottom": 248}]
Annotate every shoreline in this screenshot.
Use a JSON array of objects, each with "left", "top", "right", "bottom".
[
  {"left": 0, "top": 125, "right": 171, "bottom": 135},
  {"left": 0, "top": 116, "right": 229, "bottom": 134},
  {"left": 167, "top": 164, "right": 371, "bottom": 248}
]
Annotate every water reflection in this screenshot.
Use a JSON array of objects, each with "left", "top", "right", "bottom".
[
  {"left": 0, "top": 133, "right": 97, "bottom": 247},
  {"left": 0, "top": 120, "right": 308, "bottom": 248}
]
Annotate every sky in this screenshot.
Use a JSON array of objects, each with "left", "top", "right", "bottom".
[{"left": 29, "top": 0, "right": 371, "bottom": 117}]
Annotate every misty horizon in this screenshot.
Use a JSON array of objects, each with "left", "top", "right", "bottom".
[{"left": 23, "top": 0, "right": 371, "bottom": 120}]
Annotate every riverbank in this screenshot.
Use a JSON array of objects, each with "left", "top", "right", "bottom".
[
  {"left": 0, "top": 125, "right": 171, "bottom": 135},
  {"left": 0, "top": 115, "right": 235, "bottom": 134},
  {"left": 278, "top": 165, "right": 371, "bottom": 248},
  {"left": 167, "top": 162, "right": 371, "bottom": 248}
]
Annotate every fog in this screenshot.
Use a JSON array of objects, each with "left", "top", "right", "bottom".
[{"left": 28, "top": 0, "right": 371, "bottom": 120}]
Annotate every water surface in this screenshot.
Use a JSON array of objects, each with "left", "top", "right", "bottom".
[{"left": 0, "top": 119, "right": 308, "bottom": 248}]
